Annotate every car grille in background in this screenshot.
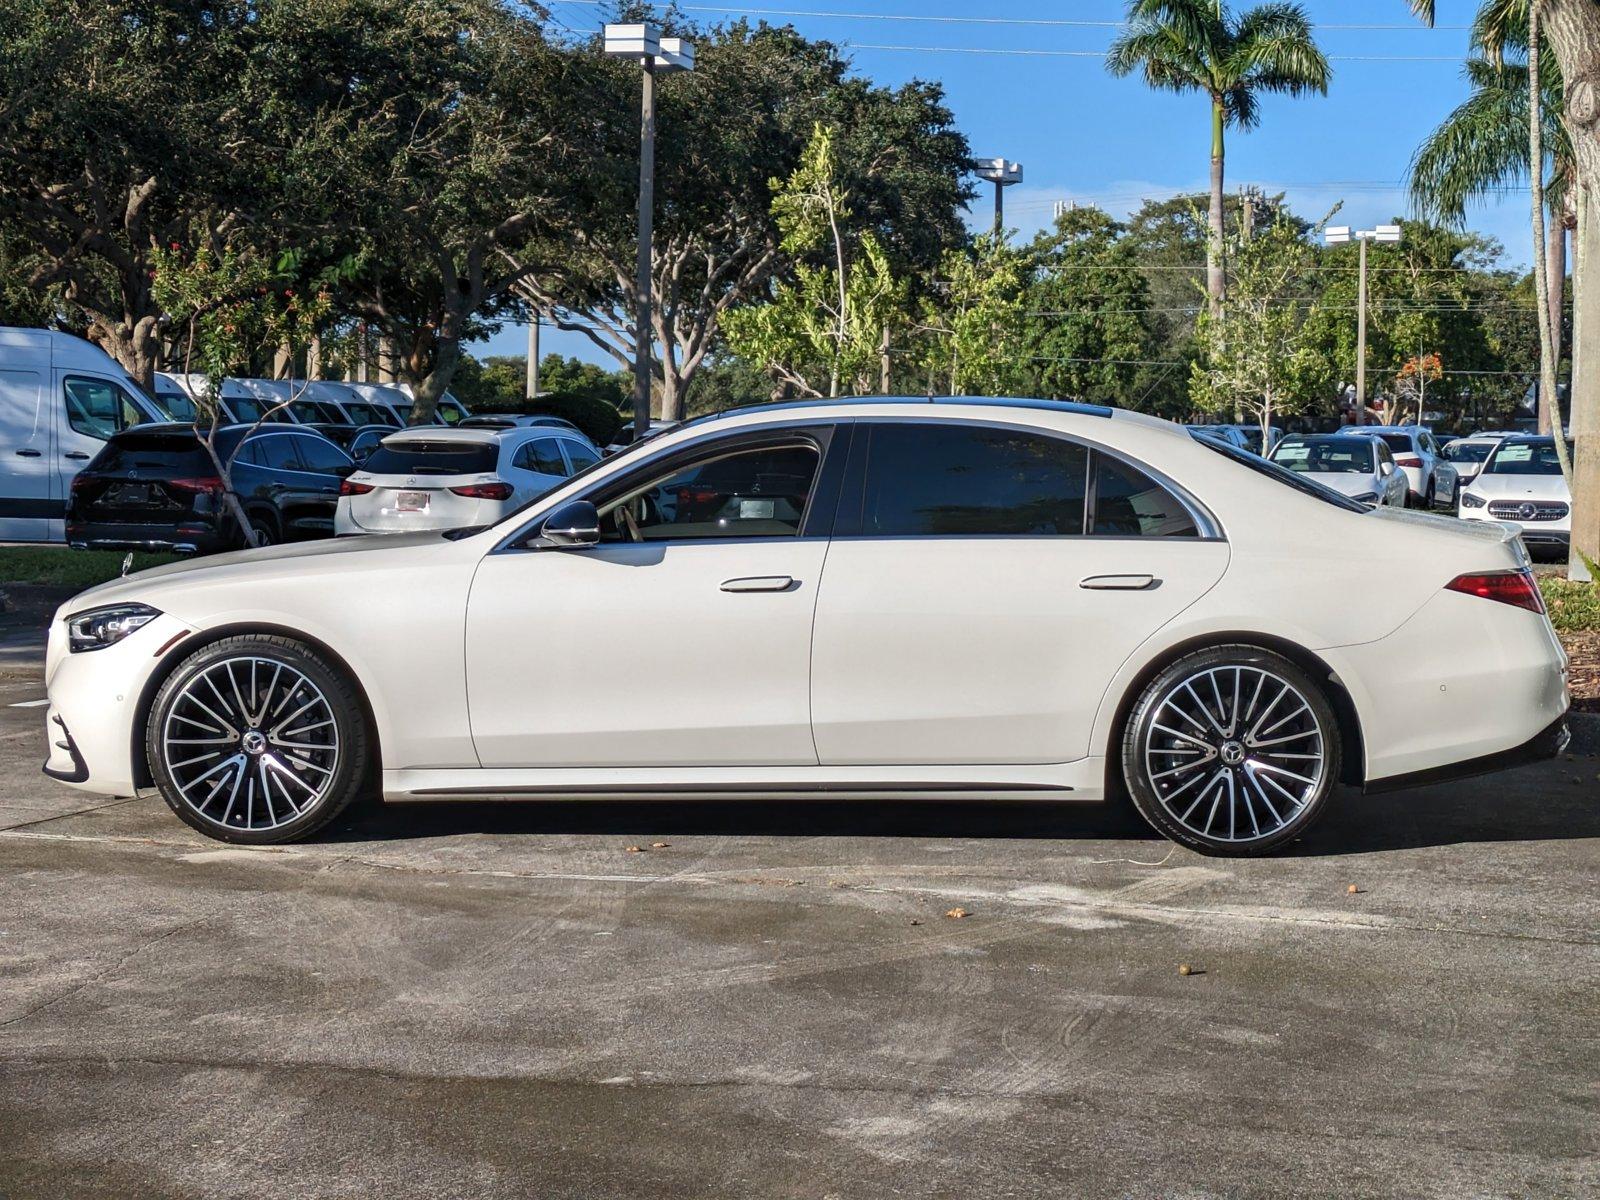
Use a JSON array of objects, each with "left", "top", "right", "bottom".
[{"left": 1488, "top": 500, "right": 1568, "bottom": 522}]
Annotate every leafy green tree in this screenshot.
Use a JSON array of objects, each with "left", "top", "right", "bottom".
[
  {"left": 722, "top": 125, "right": 908, "bottom": 398},
  {"left": 1107, "top": 0, "right": 1330, "bottom": 320},
  {"left": 914, "top": 234, "right": 1030, "bottom": 398},
  {"left": 522, "top": 21, "right": 970, "bottom": 419},
  {"left": 1022, "top": 207, "right": 1159, "bottom": 404},
  {"left": 1190, "top": 216, "right": 1327, "bottom": 439}
]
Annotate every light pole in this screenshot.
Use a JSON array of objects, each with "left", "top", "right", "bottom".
[
  {"left": 604, "top": 23, "right": 694, "bottom": 439},
  {"left": 1325, "top": 223, "right": 1402, "bottom": 425},
  {"left": 525, "top": 313, "right": 540, "bottom": 403},
  {"left": 974, "top": 158, "right": 1022, "bottom": 239}
]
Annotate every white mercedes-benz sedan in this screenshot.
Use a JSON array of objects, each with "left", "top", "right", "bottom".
[{"left": 43, "top": 398, "right": 1570, "bottom": 856}]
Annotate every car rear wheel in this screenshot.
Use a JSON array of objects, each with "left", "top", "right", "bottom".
[
  {"left": 248, "top": 514, "right": 278, "bottom": 547},
  {"left": 1120, "top": 646, "right": 1342, "bottom": 856},
  {"left": 147, "top": 635, "right": 372, "bottom": 844}
]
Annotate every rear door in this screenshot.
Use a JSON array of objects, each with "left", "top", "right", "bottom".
[
  {"left": 810, "top": 420, "right": 1231, "bottom": 766},
  {"left": 0, "top": 368, "right": 53, "bottom": 540}
]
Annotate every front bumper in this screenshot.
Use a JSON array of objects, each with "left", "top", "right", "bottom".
[{"left": 42, "top": 608, "right": 199, "bottom": 796}]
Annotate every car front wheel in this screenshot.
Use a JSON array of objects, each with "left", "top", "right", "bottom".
[
  {"left": 147, "top": 634, "right": 372, "bottom": 844},
  {"left": 1120, "top": 646, "right": 1342, "bottom": 856}
]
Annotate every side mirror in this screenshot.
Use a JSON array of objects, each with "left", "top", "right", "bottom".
[
  {"left": 1380, "top": 462, "right": 1394, "bottom": 476},
  {"left": 540, "top": 499, "right": 601, "bottom": 548}
]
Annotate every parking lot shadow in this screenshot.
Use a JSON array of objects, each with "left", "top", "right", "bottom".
[{"left": 321, "top": 758, "right": 1599, "bottom": 855}]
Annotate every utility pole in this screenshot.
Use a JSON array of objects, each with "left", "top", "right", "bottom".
[
  {"left": 1325, "top": 224, "right": 1403, "bottom": 424},
  {"left": 974, "top": 158, "right": 1023, "bottom": 239},
  {"left": 605, "top": 24, "right": 694, "bottom": 439}
]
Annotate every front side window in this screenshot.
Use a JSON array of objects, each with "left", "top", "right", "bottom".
[
  {"left": 63, "top": 376, "right": 149, "bottom": 440},
  {"left": 251, "top": 435, "right": 303, "bottom": 471},
  {"left": 600, "top": 441, "right": 820, "bottom": 542},
  {"left": 860, "top": 424, "right": 1088, "bottom": 536}
]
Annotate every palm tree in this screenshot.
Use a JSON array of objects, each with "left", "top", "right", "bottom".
[
  {"left": 1409, "top": 0, "right": 1573, "bottom": 436},
  {"left": 1106, "top": 1, "right": 1330, "bottom": 319}
]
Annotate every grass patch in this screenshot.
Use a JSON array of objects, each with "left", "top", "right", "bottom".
[
  {"left": 0, "top": 546, "right": 181, "bottom": 591},
  {"left": 1539, "top": 575, "right": 1600, "bottom": 633}
]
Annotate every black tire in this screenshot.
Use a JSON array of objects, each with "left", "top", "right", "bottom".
[
  {"left": 146, "top": 634, "right": 373, "bottom": 844},
  {"left": 1119, "top": 644, "right": 1342, "bottom": 857},
  {"left": 248, "top": 512, "right": 278, "bottom": 547}
]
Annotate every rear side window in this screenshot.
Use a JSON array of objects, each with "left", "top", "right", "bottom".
[
  {"left": 859, "top": 424, "right": 1088, "bottom": 536},
  {"left": 514, "top": 437, "right": 569, "bottom": 476},
  {"left": 64, "top": 376, "right": 149, "bottom": 440},
  {"left": 565, "top": 442, "right": 600, "bottom": 472},
  {"left": 1091, "top": 457, "right": 1198, "bottom": 537},
  {"left": 362, "top": 440, "right": 498, "bottom": 475}
]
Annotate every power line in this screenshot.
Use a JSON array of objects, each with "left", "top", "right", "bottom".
[{"left": 846, "top": 43, "right": 1463, "bottom": 63}]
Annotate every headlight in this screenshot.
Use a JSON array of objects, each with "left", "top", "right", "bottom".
[
  {"left": 1352, "top": 492, "right": 1378, "bottom": 504},
  {"left": 67, "top": 603, "right": 161, "bottom": 653},
  {"left": 1460, "top": 492, "right": 1487, "bottom": 509}
]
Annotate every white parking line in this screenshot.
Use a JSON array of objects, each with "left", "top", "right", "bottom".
[{"left": 7, "top": 699, "right": 48, "bottom": 708}]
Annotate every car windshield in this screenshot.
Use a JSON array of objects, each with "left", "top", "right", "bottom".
[
  {"left": 1197, "top": 435, "right": 1367, "bottom": 513},
  {"left": 1484, "top": 439, "right": 1569, "bottom": 476},
  {"left": 1444, "top": 441, "right": 1495, "bottom": 464},
  {"left": 361, "top": 441, "right": 499, "bottom": 476},
  {"left": 1271, "top": 440, "right": 1371, "bottom": 474}
]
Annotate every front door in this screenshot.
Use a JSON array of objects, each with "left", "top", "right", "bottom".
[
  {"left": 810, "top": 420, "right": 1231, "bottom": 766},
  {"left": 465, "top": 427, "right": 842, "bottom": 768},
  {"left": 57, "top": 374, "right": 153, "bottom": 537}
]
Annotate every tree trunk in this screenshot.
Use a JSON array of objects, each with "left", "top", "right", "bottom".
[
  {"left": 1208, "top": 98, "right": 1227, "bottom": 322},
  {"left": 1541, "top": 0, "right": 1600, "bottom": 576},
  {"left": 1529, "top": 5, "right": 1573, "bottom": 491},
  {"left": 1541, "top": 218, "right": 1566, "bottom": 434},
  {"left": 89, "top": 314, "right": 162, "bottom": 389}
]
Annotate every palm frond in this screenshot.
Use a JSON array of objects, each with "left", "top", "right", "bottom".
[
  {"left": 1123, "top": 0, "right": 1226, "bottom": 54},
  {"left": 1408, "top": 0, "right": 1435, "bottom": 25},
  {"left": 1472, "top": 0, "right": 1526, "bottom": 65},
  {"left": 1106, "top": 26, "right": 1210, "bottom": 92}
]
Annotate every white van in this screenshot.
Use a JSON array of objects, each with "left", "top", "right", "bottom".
[
  {"left": 346, "top": 381, "right": 469, "bottom": 425},
  {"left": 0, "top": 327, "right": 166, "bottom": 541}
]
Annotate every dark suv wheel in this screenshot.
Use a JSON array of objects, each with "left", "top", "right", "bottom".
[
  {"left": 1120, "top": 645, "right": 1342, "bottom": 856},
  {"left": 147, "top": 634, "right": 372, "bottom": 844}
]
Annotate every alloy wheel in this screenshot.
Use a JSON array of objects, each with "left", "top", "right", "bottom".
[
  {"left": 160, "top": 655, "right": 340, "bottom": 832},
  {"left": 1140, "top": 664, "right": 1327, "bottom": 845}
]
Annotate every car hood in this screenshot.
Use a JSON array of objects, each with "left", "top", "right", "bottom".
[
  {"left": 63, "top": 530, "right": 479, "bottom": 616},
  {"left": 1465, "top": 473, "right": 1570, "bottom": 502}
]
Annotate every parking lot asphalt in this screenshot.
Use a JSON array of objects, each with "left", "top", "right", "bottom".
[{"left": 0, "top": 657, "right": 1597, "bottom": 1200}]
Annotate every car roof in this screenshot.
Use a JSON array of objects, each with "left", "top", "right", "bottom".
[{"left": 379, "top": 425, "right": 582, "bottom": 445}]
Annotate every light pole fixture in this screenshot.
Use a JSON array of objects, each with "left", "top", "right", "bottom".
[
  {"left": 974, "top": 158, "right": 1023, "bottom": 239},
  {"left": 1325, "top": 223, "right": 1402, "bottom": 424},
  {"left": 604, "top": 23, "right": 695, "bottom": 438}
]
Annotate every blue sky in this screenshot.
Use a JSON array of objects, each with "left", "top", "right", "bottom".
[{"left": 479, "top": 0, "right": 1522, "bottom": 364}]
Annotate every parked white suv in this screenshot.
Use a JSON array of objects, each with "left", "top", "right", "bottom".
[
  {"left": 1457, "top": 435, "right": 1572, "bottom": 558},
  {"left": 1338, "top": 426, "right": 1447, "bottom": 507}
]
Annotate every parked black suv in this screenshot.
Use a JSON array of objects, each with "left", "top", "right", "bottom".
[{"left": 67, "top": 424, "right": 355, "bottom": 553}]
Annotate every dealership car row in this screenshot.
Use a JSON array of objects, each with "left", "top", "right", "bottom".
[{"left": 0, "top": 326, "right": 1577, "bottom": 558}]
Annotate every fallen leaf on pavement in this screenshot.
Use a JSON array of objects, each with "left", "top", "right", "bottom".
[{"left": 945, "top": 907, "right": 968, "bottom": 919}]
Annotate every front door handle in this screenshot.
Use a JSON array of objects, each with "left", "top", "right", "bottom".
[
  {"left": 14, "top": 449, "right": 41, "bottom": 458},
  {"left": 64, "top": 451, "right": 91, "bottom": 460},
  {"left": 1080, "top": 574, "right": 1158, "bottom": 591},
  {"left": 721, "top": 575, "right": 796, "bottom": 593}
]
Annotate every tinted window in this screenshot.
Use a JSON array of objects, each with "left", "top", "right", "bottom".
[
  {"left": 290, "top": 400, "right": 344, "bottom": 424},
  {"left": 1445, "top": 441, "right": 1494, "bottom": 464},
  {"left": 565, "top": 442, "right": 600, "bottom": 473},
  {"left": 95, "top": 431, "right": 215, "bottom": 475},
  {"left": 64, "top": 377, "right": 149, "bottom": 439},
  {"left": 1092, "top": 457, "right": 1198, "bottom": 537},
  {"left": 342, "top": 401, "right": 395, "bottom": 426},
  {"left": 362, "top": 440, "right": 498, "bottom": 475},
  {"left": 515, "top": 437, "right": 569, "bottom": 476},
  {"left": 251, "top": 434, "right": 303, "bottom": 470},
  {"left": 294, "top": 435, "right": 354, "bottom": 474},
  {"left": 152, "top": 390, "right": 201, "bottom": 423},
  {"left": 602, "top": 442, "right": 820, "bottom": 542},
  {"left": 1272, "top": 439, "right": 1374, "bottom": 474},
  {"left": 860, "top": 424, "right": 1087, "bottom": 537}
]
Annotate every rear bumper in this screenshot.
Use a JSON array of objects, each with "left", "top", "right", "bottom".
[
  {"left": 66, "top": 520, "right": 231, "bottom": 555},
  {"left": 1365, "top": 714, "right": 1570, "bottom": 793}
]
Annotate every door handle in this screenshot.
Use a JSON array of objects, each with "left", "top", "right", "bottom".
[
  {"left": 14, "top": 449, "right": 41, "bottom": 458},
  {"left": 1080, "top": 574, "right": 1158, "bottom": 591},
  {"left": 721, "top": 575, "right": 796, "bottom": 593},
  {"left": 64, "top": 451, "right": 91, "bottom": 460}
]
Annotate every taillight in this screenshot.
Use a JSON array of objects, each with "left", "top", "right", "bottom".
[
  {"left": 167, "top": 477, "right": 224, "bottom": 493},
  {"left": 340, "top": 479, "right": 374, "bottom": 496},
  {"left": 449, "top": 482, "right": 513, "bottom": 500},
  {"left": 70, "top": 473, "right": 93, "bottom": 491},
  {"left": 1445, "top": 570, "right": 1545, "bottom": 614},
  {"left": 1395, "top": 455, "right": 1423, "bottom": 468}
]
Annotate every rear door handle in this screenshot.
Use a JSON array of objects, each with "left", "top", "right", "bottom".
[
  {"left": 1080, "top": 574, "right": 1158, "bottom": 591},
  {"left": 64, "top": 451, "right": 91, "bottom": 460},
  {"left": 721, "top": 575, "right": 796, "bottom": 593},
  {"left": 14, "top": 449, "right": 41, "bottom": 458}
]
